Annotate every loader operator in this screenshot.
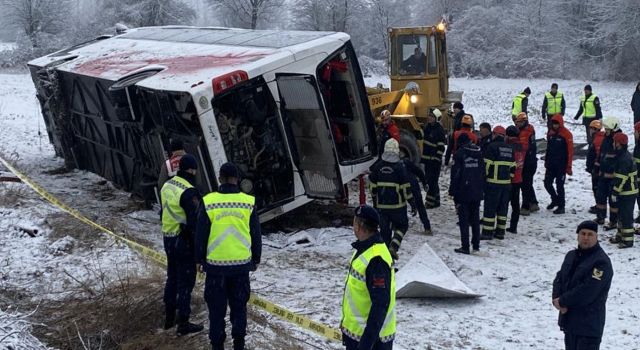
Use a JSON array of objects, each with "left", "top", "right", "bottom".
[{"left": 401, "top": 46, "right": 426, "bottom": 75}]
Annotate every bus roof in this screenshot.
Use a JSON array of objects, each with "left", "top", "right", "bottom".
[{"left": 28, "top": 26, "right": 350, "bottom": 92}]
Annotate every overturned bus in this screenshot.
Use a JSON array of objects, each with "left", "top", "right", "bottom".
[{"left": 28, "top": 26, "right": 378, "bottom": 221}]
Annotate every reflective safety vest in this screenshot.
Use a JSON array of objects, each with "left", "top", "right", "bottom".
[
  {"left": 484, "top": 158, "right": 516, "bottom": 185},
  {"left": 203, "top": 192, "right": 255, "bottom": 266},
  {"left": 580, "top": 94, "right": 598, "bottom": 118},
  {"left": 512, "top": 93, "right": 526, "bottom": 115},
  {"left": 545, "top": 91, "right": 563, "bottom": 115},
  {"left": 613, "top": 171, "right": 638, "bottom": 196},
  {"left": 341, "top": 243, "right": 396, "bottom": 342},
  {"left": 160, "top": 176, "right": 193, "bottom": 236}
]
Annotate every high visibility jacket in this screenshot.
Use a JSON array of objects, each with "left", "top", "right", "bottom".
[
  {"left": 368, "top": 161, "right": 412, "bottom": 210},
  {"left": 580, "top": 94, "right": 598, "bottom": 118},
  {"left": 512, "top": 93, "right": 527, "bottom": 115},
  {"left": 341, "top": 243, "right": 396, "bottom": 343},
  {"left": 421, "top": 122, "right": 447, "bottom": 162},
  {"left": 484, "top": 140, "right": 515, "bottom": 185},
  {"left": 160, "top": 176, "right": 193, "bottom": 236},
  {"left": 203, "top": 192, "right": 255, "bottom": 266},
  {"left": 545, "top": 91, "right": 564, "bottom": 115},
  {"left": 613, "top": 151, "right": 638, "bottom": 197}
]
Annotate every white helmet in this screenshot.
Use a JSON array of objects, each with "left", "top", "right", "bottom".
[
  {"left": 430, "top": 108, "right": 442, "bottom": 121},
  {"left": 602, "top": 116, "right": 620, "bottom": 131}
]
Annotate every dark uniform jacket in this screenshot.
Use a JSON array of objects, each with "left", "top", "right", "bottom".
[
  {"left": 598, "top": 132, "right": 619, "bottom": 177},
  {"left": 552, "top": 243, "right": 613, "bottom": 337},
  {"left": 612, "top": 149, "right": 638, "bottom": 197},
  {"left": 368, "top": 160, "right": 412, "bottom": 210},
  {"left": 545, "top": 115, "right": 573, "bottom": 174},
  {"left": 483, "top": 137, "right": 515, "bottom": 186},
  {"left": 449, "top": 142, "right": 484, "bottom": 203},
  {"left": 421, "top": 122, "right": 447, "bottom": 163},
  {"left": 345, "top": 233, "right": 392, "bottom": 349},
  {"left": 479, "top": 134, "right": 492, "bottom": 155},
  {"left": 195, "top": 183, "right": 262, "bottom": 275}
]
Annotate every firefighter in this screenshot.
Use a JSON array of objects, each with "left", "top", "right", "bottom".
[
  {"left": 516, "top": 112, "right": 540, "bottom": 215},
  {"left": 449, "top": 133, "right": 484, "bottom": 254},
  {"left": 634, "top": 122, "right": 640, "bottom": 223},
  {"left": 196, "top": 162, "right": 262, "bottom": 350},
  {"left": 586, "top": 120, "right": 605, "bottom": 214},
  {"left": 377, "top": 110, "right": 400, "bottom": 156},
  {"left": 544, "top": 115, "right": 574, "bottom": 215},
  {"left": 369, "top": 139, "right": 412, "bottom": 260},
  {"left": 159, "top": 154, "right": 204, "bottom": 336},
  {"left": 341, "top": 205, "right": 395, "bottom": 350},
  {"left": 421, "top": 108, "right": 447, "bottom": 209},
  {"left": 541, "top": 83, "right": 566, "bottom": 129},
  {"left": 158, "top": 139, "right": 186, "bottom": 190},
  {"left": 445, "top": 114, "right": 478, "bottom": 166},
  {"left": 511, "top": 87, "right": 531, "bottom": 122},
  {"left": 481, "top": 126, "right": 515, "bottom": 240},
  {"left": 594, "top": 117, "right": 621, "bottom": 227},
  {"left": 506, "top": 126, "right": 524, "bottom": 233},
  {"left": 574, "top": 85, "right": 603, "bottom": 144},
  {"left": 608, "top": 133, "right": 637, "bottom": 248},
  {"left": 478, "top": 122, "right": 492, "bottom": 153}
]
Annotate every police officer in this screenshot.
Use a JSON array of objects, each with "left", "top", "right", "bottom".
[
  {"left": 421, "top": 108, "right": 447, "bottom": 209},
  {"left": 511, "top": 87, "right": 531, "bottom": 122},
  {"left": 369, "top": 139, "right": 412, "bottom": 260},
  {"left": 586, "top": 120, "right": 605, "bottom": 214},
  {"left": 196, "top": 162, "right": 262, "bottom": 350},
  {"left": 552, "top": 220, "right": 613, "bottom": 350},
  {"left": 481, "top": 126, "right": 515, "bottom": 240},
  {"left": 594, "top": 117, "right": 621, "bottom": 227},
  {"left": 544, "top": 115, "right": 574, "bottom": 214},
  {"left": 574, "top": 85, "right": 603, "bottom": 144},
  {"left": 449, "top": 133, "right": 484, "bottom": 254},
  {"left": 341, "top": 205, "right": 396, "bottom": 350},
  {"left": 159, "top": 154, "right": 204, "bottom": 335},
  {"left": 608, "top": 133, "right": 637, "bottom": 248},
  {"left": 542, "top": 83, "right": 566, "bottom": 128}
]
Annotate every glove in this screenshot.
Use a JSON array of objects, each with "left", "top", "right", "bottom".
[{"left": 573, "top": 115, "right": 579, "bottom": 120}]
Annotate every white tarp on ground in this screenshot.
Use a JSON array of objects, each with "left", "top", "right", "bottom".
[{"left": 396, "top": 242, "right": 482, "bottom": 298}]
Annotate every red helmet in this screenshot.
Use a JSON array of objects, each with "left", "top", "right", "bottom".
[
  {"left": 613, "top": 132, "right": 629, "bottom": 145},
  {"left": 492, "top": 125, "right": 506, "bottom": 136}
]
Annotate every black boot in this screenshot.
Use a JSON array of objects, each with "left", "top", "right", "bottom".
[
  {"left": 553, "top": 207, "right": 565, "bottom": 214},
  {"left": 176, "top": 317, "right": 204, "bottom": 336},
  {"left": 480, "top": 229, "right": 494, "bottom": 240},
  {"left": 506, "top": 226, "right": 517, "bottom": 234},
  {"left": 494, "top": 229, "right": 505, "bottom": 240},
  {"left": 164, "top": 307, "right": 176, "bottom": 330},
  {"left": 454, "top": 247, "right": 470, "bottom": 254},
  {"left": 589, "top": 205, "right": 598, "bottom": 214},
  {"left": 546, "top": 202, "right": 558, "bottom": 210},
  {"left": 233, "top": 338, "right": 245, "bottom": 350}
]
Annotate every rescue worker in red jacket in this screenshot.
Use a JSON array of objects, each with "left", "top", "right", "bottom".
[
  {"left": 544, "top": 114, "right": 574, "bottom": 214},
  {"left": 515, "top": 112, "right": 539, "bottom": 215},
  {"left": 586, "top": 120, "right": 606, "bottom": 214},
  {"left": 377, "top": 110, "right": 400, "bottom": 156},
  {"left": 608, "top": 132, "right": 638, "bottom": 248},
  {"left": 506, "top": 126, "right": 524, "bottom": 234},
  {"left": 481, "top": 125, "right": 515, "bottom": 240},
  {"left": 445, "top": 114, "right": 478, "bottom": 165}
]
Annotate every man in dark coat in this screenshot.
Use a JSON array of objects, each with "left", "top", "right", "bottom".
[
  {"left": 421, "top": 108, "right": 447, "bottom": 209},
  {"left": 552, "top": 220, "right": 613, "bottom": 350},
  {"left": 545, "top": 115, "right": 574, "bottom": 214},
  {"left": 631, "top": 82, "right": 640, "bottom": 124},
  {"left": 478, "top": 122, "right": 492, "bottom": 154},
  {"left": 449, "top": 133, "right": 484, "bottom": 254}
]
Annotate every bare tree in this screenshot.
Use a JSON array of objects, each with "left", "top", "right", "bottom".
[
  {"left": 293, "top": 0, "right": 358, "bottom": 32},
  {"left": 207, "top": 0, "right": 284, "bottom": 29},
  {"left": 99, "top": 0, "right": 196, "bottom": 28},
  {"left": 0, "top": 0, "right": 71, "bottom": 47}
]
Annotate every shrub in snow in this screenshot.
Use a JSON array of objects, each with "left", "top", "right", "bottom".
[
  {"left": 0, "top": 308, "right": 51, "bottom": 350},
  {"left": 48, "top": 236, "right": 76, "bottom": 256}
]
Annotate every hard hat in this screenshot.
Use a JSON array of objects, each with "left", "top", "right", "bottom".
[
  {"left": 602, "top": 116, "right": 619, "bottom": 131},
  {"left": 430, "top": 108, "right": 442, "bottom": 120},
  {"left": 492, "top": 125, "right": 506, "bottom": 136},
  {"left": 589, "top": 120, "right": 602, "bottom": 130},
  {"left": 384, "top": 138, "right": 400, "bottom": 155},
  {"left": 461, "top": 114, "right": 473, "bottom": 126},
  {"left": 613, "top": 132, "right": 628, "bottom": 145},
  {"left": 506, "top": 125, "right": 519, "bottom": 137},
  {"left": 380, "top": 110, "right": 391, "bottom": 119},
  {"left": 515, "top": 112, "right": 528, "bottom": 123}
]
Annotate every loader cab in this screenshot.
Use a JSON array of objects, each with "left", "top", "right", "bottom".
[{"left": 389, "top": 25, "right": 449, "bottom": 121}]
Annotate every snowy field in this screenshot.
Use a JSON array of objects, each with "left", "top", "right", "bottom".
[{"left": 1, "top": 72, "right": 640, "bottom": 349}]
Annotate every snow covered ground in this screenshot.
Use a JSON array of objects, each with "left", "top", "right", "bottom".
[{"left": 1, "top": 72, "right": 640, "bottom": 349}]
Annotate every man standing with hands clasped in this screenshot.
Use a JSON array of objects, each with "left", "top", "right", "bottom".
[{"left": 552, "top": 220, "right": 613, "bottom": 350}]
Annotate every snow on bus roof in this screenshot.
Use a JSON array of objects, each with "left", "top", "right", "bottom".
[{"left": 29, "top": 26, "right": 349, "bottom": 91}]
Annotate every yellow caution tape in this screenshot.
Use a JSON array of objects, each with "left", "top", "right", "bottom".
[{"left": 0, "top": 156, "right": 342, "bottom": 342}]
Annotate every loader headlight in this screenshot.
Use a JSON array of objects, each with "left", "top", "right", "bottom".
[{"left": 410, "top": 95, "right": 418, "bottom": 104}]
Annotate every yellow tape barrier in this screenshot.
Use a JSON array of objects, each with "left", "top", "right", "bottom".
[{"left": 0, "top": 156, "right": 342, "bottom": 343}]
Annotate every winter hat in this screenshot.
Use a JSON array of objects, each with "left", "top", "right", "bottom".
[
  {"left": 584, "top": 84, "right": 592, "bottom": 91},
  {"left": 634, "top": 121, "right": 640, "bottom": 133},
  {"left": 179, "top": 154, "right": 198, "bottom": 171},
  {"left": 613, "top": 132, "right": 629, "bottom": 145},
  {"left": 355, "top": 205, "right": 380, "bottom": 226},
  {"left": 453, "top": 102, "right": 464, "bottom": 110},
  {"left": 219, "top": 162, "right": 239, "bottom": 178},
  {"left": 506, "top": 125, "right": 519, "bottom": 137},
  {"left": 382, "top": 138, "right": 400, "bottom": 163},
  {"left": 523, "top": 87, "right": 531, "bottom": 94},
  {"left": 576, "top": 220, "right": 598, "bottom": 234},
  {"left": 170, "top": 139, "right": 184, "bottom": 152}
]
